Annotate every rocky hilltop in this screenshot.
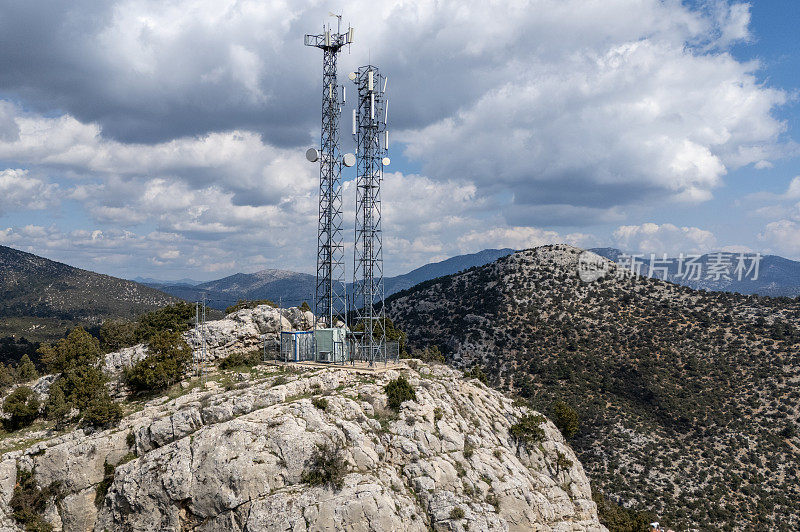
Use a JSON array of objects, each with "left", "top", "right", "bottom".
[
  {"left": 386, "top": 245, "right": 800, "bottom": 530},
  {"left": 0, "top": 305, "right": 605, "bottom": 532}
]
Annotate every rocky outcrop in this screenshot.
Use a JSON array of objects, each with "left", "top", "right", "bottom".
[
  {"left": 103, "top": 305, "right": 316, "bottom": 374},
  {"left": 0, "top": 361, "right": 605, "bottom": 531}
]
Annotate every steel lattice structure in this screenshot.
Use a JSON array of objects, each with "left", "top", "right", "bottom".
[
  {"left": 304, "top": 24, "right": 353, "bottom": 326},
  {"left": 352, "top": 65, "right": 388, "bottom": 364}
]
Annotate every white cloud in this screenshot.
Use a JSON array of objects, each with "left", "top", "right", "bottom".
[
  {"left": 612, "top": 222, "right": 718, "bottom": 255},
  {"left": 0, "top": 0, "right": 791, "bottom": 278},
  {"left": 759, "top": 220, "right": 800, "bottom": 258},
  {"left": 0, "top": 169, "right": 59, "bottom": 215}
]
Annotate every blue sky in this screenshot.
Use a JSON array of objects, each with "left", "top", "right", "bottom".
[{"left": 0, "top": 0, "right": 799, "bottom": 281}]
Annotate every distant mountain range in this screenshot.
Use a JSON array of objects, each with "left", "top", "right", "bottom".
[
  {"left": 141, "top": 248, "right": 516, "bottom": 310},
  {"left": 0, "top": 245, "right": 179, "bottom": 342},
  {"left": 132, "top": 276, "right": 201, "bottom": 286},
  {"left": 589, "top": 248, "right": 800, "bottom": 297}
]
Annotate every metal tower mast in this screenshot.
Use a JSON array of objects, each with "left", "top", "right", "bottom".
[
  {"left": 304, "top": 20, "right": 354, "bottom": 327},
  {"left": 351, "top": 65, "right": 389, "bottom": 364}
]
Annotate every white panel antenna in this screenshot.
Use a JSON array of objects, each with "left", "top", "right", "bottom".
[{"left": 352, "top": 109, "right": 357, "bottom": 135}]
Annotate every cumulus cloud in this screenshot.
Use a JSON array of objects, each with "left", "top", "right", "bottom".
[
  {"left": 0, "top": 169, "right": 59, "bottom": 215},
  {"left": 0, "top": 0, "right": 792, "bottom": 277},
  {"left": 759, "top": 220, "right": 800, "bottom": 258},
  {"left": 612, "top": 222, "right": 718, "bottom": 255}
]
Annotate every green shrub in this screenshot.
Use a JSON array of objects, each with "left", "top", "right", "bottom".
[
  {"left": 449, "top": 507, "right": 465, "bottom": 520},
  {"left": 124, "top": 331, "right": 191, "bottom": 393},
  {"left": 592, "top": 490, "right": 657, "bottom": 532},
  {"left": 38, "top": 328, "right": 120, "bottom": 429},
  {"left": 354, "top": 318, "right": 408, "bottom": 356},
  {"left": 300, "top": 301, "right": 312, "bottom": 312},
  {"left": 56, "top": 365, "right": 106, "bottom": 411},
  {"left": 44, "top": 384, "right": 71, "bottom": 427},
  {"left": 384, "top": 375, "right": 416, "bottom": 410},
  {"left": 463, "top": 365, "right": 488, "bottom": 384},
  {"left": 3, "top": 387, "right": 40, "bottom": 431},
  {"left": 224, "top": 299, "right": 276, "bottom": 315},
  {"left": 312, "top": 397, "right": 329, "bottom": 411},
  {"left": 553, "top": 401, "right": 579, "bottom": 439},
  {"left": 94, "top": 461, "right": 115, "bottom": 507},
  {"left": 0, "top": 363, "right": 15, "bottom": 394},
  {"left": 98, "top": 319, "right": 137, "bottom": 353},
  {"left": 83, "top": 396, "right": 122, "bottom": 428},
  {"left": 408, "top": 345, "right": 444, "bottom": 363},
  {"left": 301, "top": 442, "right": 347, "bottom": 490},
  {"left": 134, "top": 302, "right": 195, "bottom": 343},
  {"left": 218, "top": 351, "right": 261, "bottom": 370},
  {"left": 15, "top": 355, "right": 38, "bottom": 383},
  {"left": 556, "top": 450, "right": 574, "bottom": 473},
  {"left": 463, "top": 443, "right": 474, "bottom": 459},
  {"left": 10, "top": 468, "right": 60, "bottom": 532},
  {"left": 509, "top": 413, "right": 546, "bottom": 446},
  {"left": 38, "top": 327, "right": 100, "bottom": 373}
]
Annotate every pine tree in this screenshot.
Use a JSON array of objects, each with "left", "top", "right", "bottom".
[{"left": 16, "top": 354, "right": 38, "bottom": 383}]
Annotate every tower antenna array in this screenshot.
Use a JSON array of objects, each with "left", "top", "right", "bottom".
[
  {"left": 351, "top": 65, "right": 389, "bottom": 365},
  {"left": 304, "top": 20, "right": 354, "bottom": 327}
]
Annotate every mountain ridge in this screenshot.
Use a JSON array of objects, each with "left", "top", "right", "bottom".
[
  {"left": 0, "top": 244, "right": 180, "bottom": 342},
  {"left": 385, "top": 244, "right": 800, "bottom": 530}
]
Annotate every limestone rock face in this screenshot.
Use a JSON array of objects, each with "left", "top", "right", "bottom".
[
  {"left": 0, "top": 361, "right": 605, "bottom": 532},
  {"left": 102, "top": 305, "right": 316, "bottom": 373}
]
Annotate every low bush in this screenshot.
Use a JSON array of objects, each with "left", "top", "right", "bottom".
[
  {"left": 218, "top": 351, "right": 261, "bottom": 370},
  {"left": 3, "top": 386, "right": 40, "bottom": 431},
  {"left": 124, "top": 331, "right": 191, "bottom": 394},
  {"left": 384, "top": 375, "right": 416, "bottom": 410},
  {"left": 94, "top": 461, "right": 115, "bottom": 507},
  {"left": 463, "top": 365, "right": 488, "bottom": 384},
  {"left": 312, "top": 397, "right": 329, "bottom": 411},
  {"left": 553, "top": 401, "right": 579, "bottom": 439},
  {"left": 449, "top": 507, "right": 465, "bottom": 520},
  {"left": 301, "top": 442, "right": 347, "bottom": 490},
  {"left": 134, "top": 302, "right": 195, "bottom": 343},
  {"left": 509, "top": 413, "right": 546, "bottom": 446},
  {"left": 10, "top": 468, "right": 61, "bottom": 532},
  {"left": 592, "top": 490, "right": 658, "bottom": 532}
]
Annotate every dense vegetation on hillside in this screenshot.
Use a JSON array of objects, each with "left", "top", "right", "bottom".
[
  {"left": 386, "top": 245, "right": 800, "bottom": 530},
  {"left": 0, "top": 245, "right": 179, "bottom": 343}
]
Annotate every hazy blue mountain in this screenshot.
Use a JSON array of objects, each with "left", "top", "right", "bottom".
[
  {"left": 151, "top": 248, "right": 516, "bottom": 310},
  {"left": 588, "top": 248, "right": 800, "bottom": 297},
  {"left": 382, "top": 248, "right": 515, "bottom": 296},
  {"left": 133, "top": 276, "right": 201, "bottom": 286}
]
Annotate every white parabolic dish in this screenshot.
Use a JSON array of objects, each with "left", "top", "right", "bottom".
[{"left": 305, "top": 148, "right": 319, "bottom": 163}]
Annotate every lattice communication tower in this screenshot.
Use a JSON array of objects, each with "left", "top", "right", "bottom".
[
  {"left": 351, "top": 65, "right": 389, "bottom": 363},
  {"left": 304, "top": 20, "right": 354, "bottom": 327}
]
